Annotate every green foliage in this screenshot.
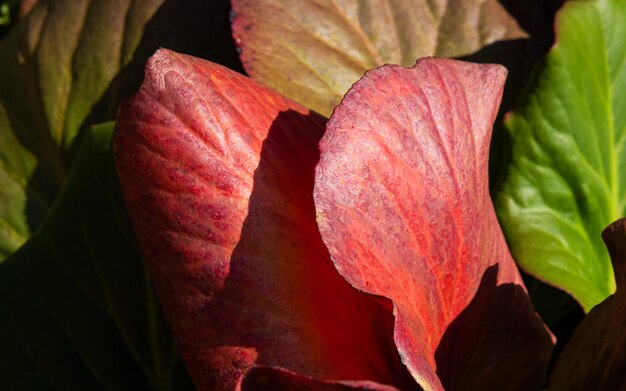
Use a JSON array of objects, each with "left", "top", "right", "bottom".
[
  {"left": 497, "top": 0, "right": 626, "bottom": 312},
  {"left": 0, "top": 3, "right": 9, "bottom": 26},
  {"left": 0, "top": 123, "right": 194, "bottom": 390},
  {"left": 0, "top": 0, "right": 241, "bottom": 261},
  {"left": 0, "top": 0, "right": 21, "bottom": 28}
]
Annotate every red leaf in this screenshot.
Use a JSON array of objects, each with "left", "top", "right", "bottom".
[
  {"left": 314, "top": 58, "right": 553, "bottom": 390},
  {"left": 114, "top": 49, "right": 413, "bottom": 390}
]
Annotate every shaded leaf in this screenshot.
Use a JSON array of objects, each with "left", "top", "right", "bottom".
[
  {"left": 0, "top": 0, "right": 241, "bottom": 260},
  {"left": 496, "top": 0, "right": 626, "bottom": 311},
  {"left": 314, "top": 58, "right": 553, "bottom": 390},
  {"left": 0, "top": 123, "right": 193, "bottom": 390},
  {"left": 231, "top": 0, "right": 526, "bottom": 115},
  {"left": 114, "top": 49, "right": 415, "bottom": 390},
  {"left": 551, "top": 217, "right": 626, "bottom": 391},
  {"left": 498, "top": 0, "right": 565, "bottom": 48},
  {"left": 242, "top": 367, "right": 402, "bottom": 390}
]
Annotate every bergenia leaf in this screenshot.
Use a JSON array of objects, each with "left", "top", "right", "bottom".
[
  {"left": 314, "top": 58, "right": 553, "bottom": 390},
  {"left": 231, "top": 0, "right": 526, "bottom": 116},
  {"left": 114, "top": 49, "right": 415, "bottom": 390},
  {"left": 0, "top": 123, "right": 193, "bottom": 390},
  {"left": 0, "top": 0, "right": 240, "bottom": 260},
  {"left": 496, "top": 0, "right": 626, "bottom": 311},
  {"left": 550, "top": 217, "right": 626, "bottom": 390}
]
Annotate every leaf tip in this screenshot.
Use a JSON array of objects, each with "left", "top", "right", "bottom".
[{"left": 602, "top": 218, "right": 626, "bottom": 289}]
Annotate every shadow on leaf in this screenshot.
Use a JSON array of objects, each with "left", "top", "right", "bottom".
[{"left": 436, "top": 264, "right": 553, "bottom": 391}]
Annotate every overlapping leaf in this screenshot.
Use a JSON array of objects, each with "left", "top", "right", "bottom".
[
  {"left": 114, "top": 49, "right": 414, "bottom": 390},
  {"left": 0, "top": 0, "right": 241, "bottom": 260},
  {"left": 550, "top": 218, "right": 626, "bottom": 390},
  {"left": 0, "top": 123, "right": 193, "bottom": 390},
  {"left": 496, "top": 0, "right": 626, "bottom": 311},
  {"left": 314, "top": 58, "right": 553, "bottom": 390},
  {"left": 231, "top": 0, "right": 526, "bottom": 115}
]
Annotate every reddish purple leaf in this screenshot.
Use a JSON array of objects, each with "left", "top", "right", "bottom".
[
  {"left": 314, "top": 58, "right": 553, "bottom": 390},
  {"left": 551, "top": 218, "right": 626, "bottom": 390},
  {"left": 114, "top": 49, "right": 414, "bottom": 390}
]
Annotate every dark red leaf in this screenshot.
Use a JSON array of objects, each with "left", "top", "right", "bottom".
[
  {"left": 114, "top": 49, "right": 413, "bottom": 390},
  {"left": 314, "top": 58, "right": 553, "bottom": 390}
]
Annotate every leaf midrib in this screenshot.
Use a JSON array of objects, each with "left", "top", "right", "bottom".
[{"left": 602, "top": 8, "right": 620, "bottom": 224}]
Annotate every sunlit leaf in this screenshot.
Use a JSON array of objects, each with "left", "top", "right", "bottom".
[
  {"left": 496, "top": 0, "right": 626, "bottom": 311},
  {"left": 231, "top": 0, "right": 525, "bottom": 115},
  {"left": 551, "top": 217, "right": 626, "bottom": 390},
  {"left": 314, "top": 58, "right": 552, "bottom": 390},
  {"left": 114, "top": 49, "right": 414, "bottom": 390},
  {"left": 0, "top": 0, "right": 240, "bottom": 260}
]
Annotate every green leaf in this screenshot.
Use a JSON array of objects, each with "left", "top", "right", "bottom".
[
  {"left": 231, "top": 0, "right": 526, "bottom": 116},
  {"left": 550, "top": 218, "right": 626, "bottom": 390},
  {"left": 496, "top": 0, "right": 626, "bottom": 312},
  {"left": 0, "top": 123, "right": 193, "bottom": 390},
  {"left": 0, "top": 0, "right": 241, "bottom": 260},
  {"left": 0, "top": 2, "right": 9, "bottom": 26},
  {"left": 0, "top": 0, "right": 24, "bottom": 27}
]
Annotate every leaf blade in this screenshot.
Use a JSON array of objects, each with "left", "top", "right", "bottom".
[
  {"left": 0, "top": 0, "right": 242, "bottom": 260},
  {"left": 550, "top": 217, "right": 626, "bottom": 390},
  {"left": 0, "top": 123, "right": 193, "bottom": 390},
  {"left": 314, "top": 58, "right": 553, "bottom": 390},
  {"left": 114, "top": 49, "right": 414, "bottom": 390},
  {"left": 231, "top": 0, "right": 526, "bottom": 115},
  {"left": 496, "top": 0, "right": 626, "bottom": 311}
]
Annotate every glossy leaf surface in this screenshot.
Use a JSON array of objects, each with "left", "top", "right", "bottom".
[
  {"left": 551, "top": 218, "right": 626, "bottom": 390},
  {"left": 496, "top": 0, "right": 626, "bottom": 311},
  {"left": 231, "top": 0, "right": 525, "bottom": 115},
  {"left": 115, "top": 49, "right": 414, "bottom": 391},
  {"left": 0, "top": 0, "right": 241, "bottom": 260},
  {"left": 0, "top": 123, "right": 193, "bottom": 390},
  {"left": 314, "top": 58, "right": 553, "bottom": 390}
]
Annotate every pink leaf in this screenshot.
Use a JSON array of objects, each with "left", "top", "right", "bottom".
[
  {"left": 114, "top": 49, "right": 413, "bottom": 390},
  {"left": 314, "top": 58, "right": 553, "bottom": 390}
]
